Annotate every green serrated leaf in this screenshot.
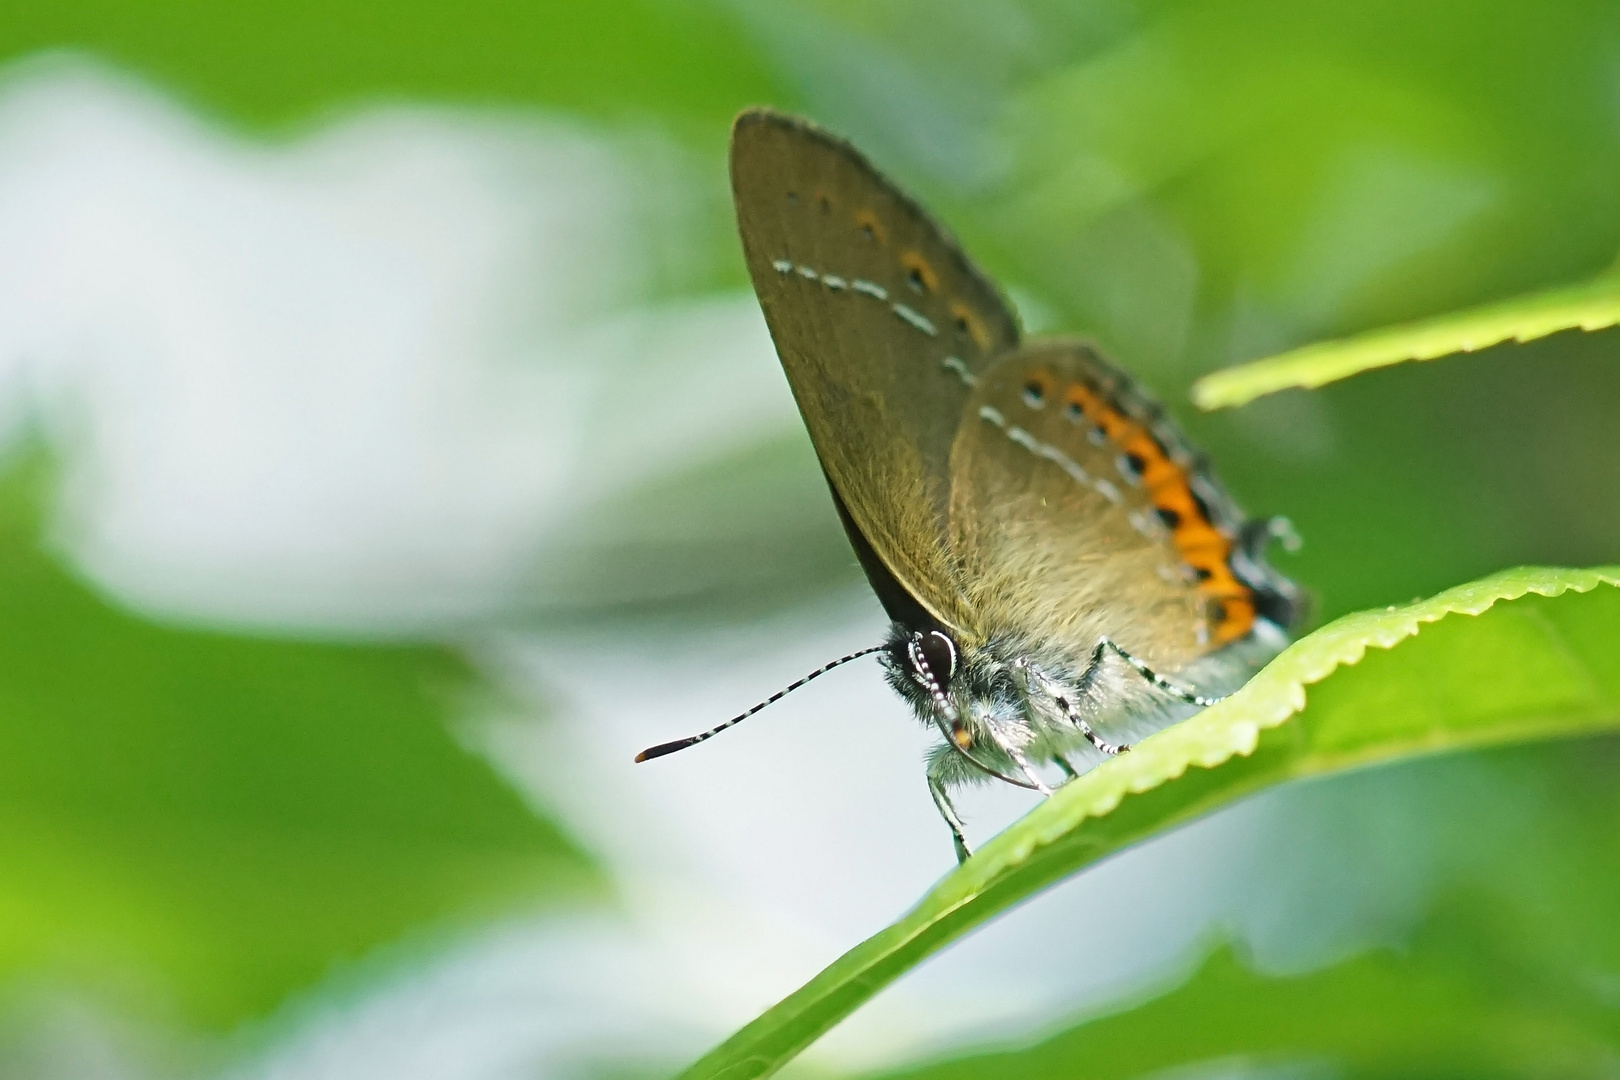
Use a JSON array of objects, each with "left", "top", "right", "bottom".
[
  {"left": 1190, "top": 272, "right": 1620, "bottom": 409},
  {"left": 677, "top": 566, "right": 1620, "bottom": 1080},
  {"left": 868, "top": 725, "right": 1620, "bottom": 1079}
]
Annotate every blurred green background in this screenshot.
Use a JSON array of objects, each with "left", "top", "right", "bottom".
[{"left": 0, "top": 0, "right": 1616, "bottom": 1076}]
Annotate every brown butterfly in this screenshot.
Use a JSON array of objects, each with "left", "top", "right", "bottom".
[{"left": 638, "top": 109, "right": 1302, "bottom": 862}]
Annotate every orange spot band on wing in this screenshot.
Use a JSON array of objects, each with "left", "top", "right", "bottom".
[
  {"left": 1065, "top": 380, "right": 1259, "bottom": 643},
  {"left": 1211, "top": 595, "right": 1255, "bottom": 644},
  {"left": 1116, "top": 428, "right": 1178, "bottom": 488}
]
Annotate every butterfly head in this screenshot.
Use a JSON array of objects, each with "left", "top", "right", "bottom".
[{"left": 882, "top": 627, "right": 1028, "bottom": 765}]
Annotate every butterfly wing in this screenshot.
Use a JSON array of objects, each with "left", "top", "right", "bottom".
[
  {"left": 949, "top": 339, "right": 1279, "bottom": 667},
  {"left": 730, "top": 109, "right": 1020, "bottom": 631}
]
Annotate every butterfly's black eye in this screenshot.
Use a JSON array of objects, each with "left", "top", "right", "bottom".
[
  {"left": 1022, "top": 381, "right": 1046, "bottom": 408},
  {"left": 913, "top": 630, "right": 957, "bottom": 695}
]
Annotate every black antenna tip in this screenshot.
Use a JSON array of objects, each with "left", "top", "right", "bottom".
[
  {"left": 632, "top": 643, "right": 884, "bottom": 764},
  {"left": 635, "top": 738, "right": 696, "bottom": 763}
]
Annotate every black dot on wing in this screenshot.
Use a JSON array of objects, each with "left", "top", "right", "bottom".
[
  {"left": 1157, "top": 506, "right": 1181, "bottom": 529},
  {"left": 1064, "top": 401, "right": 1083, "bottom": 421},
  {"left": 854, "top": 210, "right": 886, "bottom": 243},
  {"left": 818, "top": 195, "right": 832, "bottom": 213},
  {"left": 786, "top": 191, "right": 799, "bottom": 205},
  {"left": 1189, "top": 487, "right": 1215, "bottom": 523},
  {"left": 1023, "top": 381, "right": 1045, "bottom": 407},
  {"left": 1122, "top": 452, "right": 1146, "bottom": 478},
  {"left": 908, "top": 267, "right": 926, "bottom": 293}
]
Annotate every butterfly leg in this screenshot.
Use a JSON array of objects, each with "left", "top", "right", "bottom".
[
  {"left": 927, "top": 772, "right": 972, "bottom": 864},
  {"left": 1094, "top": 637, "right": 1225, "bottom": 709},
  {"left": 1052, "top": 754, "right": 1080, "bottom": 780},
  {"left": 981, "top": 722, "right": 1052, "bottom": 795},
  {"left": 1059, "top": 697, "right": 1129, "bottom": 755},
  {"left": 1018, "top": 659, "right": 1129, "bottom": 756}
]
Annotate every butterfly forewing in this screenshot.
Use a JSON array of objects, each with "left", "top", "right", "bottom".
[
  {"left": 948, "top": 339, "right": 1246, "bottom": 668},
  {"left": 730, "top": 109, "right": 1020, "bottom": 632}
]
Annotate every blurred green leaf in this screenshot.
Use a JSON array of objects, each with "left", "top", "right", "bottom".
[
  {"left": 866, "top": 909, "right": 1620, "bottom": 1080},
  {"left": 0, "top": 464, "right": 597, "bottom": 1027},
  {"left": 1191, "top": 269, "right": 1620, "bottom": 408},
  {"left": 678, "top": 566, "right": 1620, "bottom": 1079},
  {"left": 0, "top": 0, "right": 788, "bottom": 142}
]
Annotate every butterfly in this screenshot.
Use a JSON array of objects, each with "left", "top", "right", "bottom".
[{"left": 638, "top": 109, "right": 1303, "bottom": 863}]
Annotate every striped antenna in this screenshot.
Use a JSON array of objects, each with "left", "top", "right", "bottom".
[{"left": 634, "top": 644, "right": 885, "bottom": 762}]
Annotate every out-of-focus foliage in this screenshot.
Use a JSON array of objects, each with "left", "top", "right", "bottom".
[
  {"left": 874, "top": 876, "right": 1620, "bottom": 1079},
  {"left": 0, "top": 0, "right": 787, "bottom": 142},
  {"left": 1192, "top": 267, "right": 1620, "bottom": 407},
  {"left": 0, "top": 0, "right": 1616, "bottom": 1076},
  {"left": 0, "top": 459, "right": 596, "bottom": 1027},
  {"left": 679, "top": 570, "right": 1620, "bottom": 1079}
]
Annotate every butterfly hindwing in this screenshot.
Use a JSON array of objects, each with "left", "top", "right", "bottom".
[
  {"left": 729, "top": 109, "right": 1020, "bottom": 632},
  {"left": 948, "top": 339, "right": 1265, "bottom": 668}
]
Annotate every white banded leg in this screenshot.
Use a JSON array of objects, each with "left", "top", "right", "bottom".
[
  {"left": 927, "top": 773, "right": 972, "bottom": 864},
  {"left": 1020, "top": 659, "right": 1131, "bottom": 756},
  {"left": 981, "top": 721, "right": 1052, "bottom": 795},
  {"left": 1093, "top": 637, "right": 1226, "bottom": 709},
  {"left": 1072, "top": 709, "right": 1129, "bottom": 756}
]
